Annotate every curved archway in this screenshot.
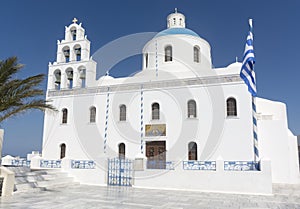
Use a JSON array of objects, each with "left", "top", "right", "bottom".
[
  {"left": 62, "top": 46, "right": 70, "bottom": 63},
  {"left": 119, "top": 143, "right": 125, "bottom": 159},
  {"left": 65, "top": 68, "right": 74, "bottom": 89},
  {"left": 74, "top": 44, "right": 81, "bottom": 61},
  {"left": 70, "top": 26, "right": 77, "bottom": 40},
  {"left": 152, "top": 102, "right": 160, "bottom": 120},
  {"left": 62, "top": 108, "right": 68, "bottom": 124},
  {"left": 119, "top": 104, "right": 126, "bottom": 121},
  {"left": 187, "top": 99, "right": 197, "bottom": 118},
  {"left": 60, "top": 143, "right": 66, "bottom": 159},
  {"left": 90, "top": 106, "right": 96, "bottom": 123},
  {"left": 164, "top": 45, "right": 172, "bottom": 62},
  {"left": 226, "top": 97, "right": 237, "bottom": 116},
  {"left": 188, "top": 141, "right": 197, "bottom": 160},
  {"left": 193, "top": 45, "right": 200, "bottom": 63},
  {"left": 53, "top": 69, "right": 61, "bottom": 90},
  {"left": 78, "top": 66, "right": 86, "bottom": 88}
]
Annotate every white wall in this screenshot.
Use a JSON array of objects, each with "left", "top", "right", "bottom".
[
  {"left": 134, "top": 159, "right": 272, "bottom": 195},
  {"left": 43, "top": 79, "right": 255, "bottom": 163},
  {"left": 257, "top": 98, "right": 299, "bottom": 183}
]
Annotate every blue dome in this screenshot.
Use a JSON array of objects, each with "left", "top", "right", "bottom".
[{"left": 155, "top": 28, "right": 200, "bottom": 38}]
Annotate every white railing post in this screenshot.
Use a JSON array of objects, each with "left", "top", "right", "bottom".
[
  {"left": 216, "top": 157, "right": 224, "bottom": 173},
  {"left": 0, "top": 166, "right": 15, "bottom": 196}
]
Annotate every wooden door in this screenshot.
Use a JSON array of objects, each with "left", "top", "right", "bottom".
[{"left": 146, "top": 141, "right": 166, "bottom": 169}]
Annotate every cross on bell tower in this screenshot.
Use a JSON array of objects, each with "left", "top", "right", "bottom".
[{"left": 72, "top": 18, "right": 78, "bottom": 24}]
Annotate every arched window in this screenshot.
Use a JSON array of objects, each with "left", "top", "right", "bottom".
[
  {"left": 54, "top": 69, "right": 61, "bottom": 90},
  {"left": 188, "top": 100, "right": 197, "bottom": 118},
  {"left": 188, "top": 142, "right": 197, "bottom": 160},
  {"left": 66, "top": 68, "right": 73, "bottom": 89},
  {"left": 145, "top": 53, "right": 148, "bottom": 68},
  {"left": 60, "top": 143, "right": 66, "bottom": 159},
  {"left": 119, "top": 143, "right": 125, "bottom": 159},
  {"left": 78, "top": 68, "right": 86, "bottom": 88},
  {"left": 227, "top": 97, "right": 237, "bottom": 116},
  {"left": 90, "top": 106, "right": 96, "bottom": 123},
  {"left": 194, "top": 46, "right": 200, "bottom": 63},
  {"left": 165, "top": 46, "right": 172, "bottom": 62},
  {"left": 63, "top": 46, "right": 70, "bottom": 63},
  {"left": 62, "top": 108, "right": 68, "bottom": 124},
  {"left": 119, "top": 105, "right": 126, "bottom": 121},
  {"left": 152, "top": 103, "right": 160, "bottom": 120},
  {"left": 74, "top": 45, "right": 81, "bottom": 61},
  {"left": 70, "top": 28, "right": 77, "bottom": 40}
]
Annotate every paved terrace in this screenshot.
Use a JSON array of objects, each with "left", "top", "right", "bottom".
[{"left": 1, "top": 184, "right": 300, "bottom": 209}]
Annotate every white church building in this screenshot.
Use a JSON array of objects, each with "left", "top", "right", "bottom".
[{"left": 10, "top": 11, "right": 300, "bottom": 194}]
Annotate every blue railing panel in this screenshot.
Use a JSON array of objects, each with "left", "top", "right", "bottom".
[
  {"left": 11, "top": 160, "right": 31, "bottom": 167},
  {"left": 71, "top": 160, "right": 95, "bottom": 169},
  {"left": 40, "top": 160, "right": 61, "bottom": 168},
  {"left": 183, "top": 161, "right": 216, "bottom": 171},
  {"left": 224, "top": 161, "right": 259, "bottom": 171}
]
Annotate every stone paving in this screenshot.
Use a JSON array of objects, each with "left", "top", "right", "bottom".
[{"left": 1, "top": 184, "right": 300, "bottom": 209}]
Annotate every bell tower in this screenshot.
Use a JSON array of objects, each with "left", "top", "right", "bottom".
[
  {"left": 167, "top": 8, "right": 186, "bottom": 28},
  {"left": 47, "top": 18, "right": 96, "bottom": 91}
]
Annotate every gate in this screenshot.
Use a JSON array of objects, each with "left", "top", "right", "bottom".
[{"left": 108, "top": 157, "right": 133, "bottom": 186}]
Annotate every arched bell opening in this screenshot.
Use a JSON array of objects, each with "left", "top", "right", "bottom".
[
  {"left": 74, "top": 44, "right": 81, "bottom": 61},
  {"left": 53, "top": 69, "right": 61, "bottom": 90},
  {"left": 62, "top": 46, "right": 70, "bottom": 63},
  {"left": 78, "top": 67, "right": 86, "bottom": 88},
  {"left": 70, "top": 26, "right": 77, "bottom": 41},
  {"left": 65, "top": 68, "right": 74, "bottom": 89}
]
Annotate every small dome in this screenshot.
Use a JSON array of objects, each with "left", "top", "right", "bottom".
[{"left": 155, "top": 28, "right": 200, "bottom": 38}]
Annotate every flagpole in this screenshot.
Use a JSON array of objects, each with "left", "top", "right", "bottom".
[
  {"left": 252, "top": 96, "right": 259, "bottom": 163},
  {"left": 240, "top": 18, "right": 259, "bottom": 166},
  {"left": 249, "top": 19, "right": 259, "bottom": 164}
]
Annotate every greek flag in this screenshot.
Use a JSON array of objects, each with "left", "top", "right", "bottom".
[{"left": 240, "top": 19, "right": 256, "bottom": 97}]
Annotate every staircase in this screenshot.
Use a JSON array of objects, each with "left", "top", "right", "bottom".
[{"left": 6, "top": 167, "right": 78, "bottom": 193}]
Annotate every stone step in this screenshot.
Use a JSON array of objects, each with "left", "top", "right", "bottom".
[
  {"left": 15, "top": 175, "right": 45, "bottom": 183},
  {"left": 17, "top": 186, "right": 46, "bottom": 193},
  {"left": 41, "top": 173, "right": 69, "bottom": 180},
  {"left": 15, "top": 182, "right": 38, "bottom": 192},
  {"left": 6, "top": 166, "right": 31, "bottom": 175},
  {"left": 8, "top": 167, "right": 78, "bottom": 194}
]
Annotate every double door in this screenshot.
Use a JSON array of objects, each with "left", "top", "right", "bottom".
[{"left": 146, "top": 141, "right": 166, "bottom": 169}]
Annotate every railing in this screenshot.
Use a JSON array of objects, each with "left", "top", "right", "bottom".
[
  {"left": 71, "top": 160, "right": 95, "bottom": 169},
  {"left": 11, "top": 160, "right": 31, "bottom": 167},
  {"left": 40, "top": 160, "right": 61, "bottom": 168},
  {"left": 183, "top": 161, "right": 216, "bottom": 171},
  {"left": 146, "top": 160, "right": 175, "bottom": 170},
  {"left": 224, "top": 161, "right": 259, "bottom": 171}
]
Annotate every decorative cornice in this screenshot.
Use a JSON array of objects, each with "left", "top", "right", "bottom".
[{"left": 48, "top": 75, "right": 243, "bottom": 97}]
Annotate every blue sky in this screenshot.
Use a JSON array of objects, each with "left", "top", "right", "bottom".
[{"left": 0, "top": 0, "right": 299, "bottom": 157}]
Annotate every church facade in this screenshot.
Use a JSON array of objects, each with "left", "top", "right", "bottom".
[{"left": 40, "top": 11, "right": 299, "bottom": 194}]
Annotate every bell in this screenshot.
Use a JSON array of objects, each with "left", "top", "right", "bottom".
[
  {"left": 75, "top": 47, "right": 81, "bottom": 55},
  {"left": 55, "top": 72, "right": 61, "bottom": 84},
  {"left": 63, "top": 49, "right": 70, "bottom": 57},
  {"left": 79, "top": 69, "right": 86, "bottom": 79},
  {"left": 71, "top": 29, "right": 76, "bottom": 36},
  {"left": 67, "top": 70, "right": 73, "bottom": 80}
]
